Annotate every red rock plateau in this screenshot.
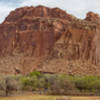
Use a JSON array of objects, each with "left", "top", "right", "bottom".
[{"left": 0, "top": 5, "right": 100, "bottom": 75}]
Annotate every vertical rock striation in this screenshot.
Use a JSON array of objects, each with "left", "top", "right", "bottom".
[{"left": 0, "top": 6, "right": 100, "bottom": 75}]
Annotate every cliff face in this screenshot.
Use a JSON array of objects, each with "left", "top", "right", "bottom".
[{"left": 0, "top": 6, "right": 100, "bottom": 75}]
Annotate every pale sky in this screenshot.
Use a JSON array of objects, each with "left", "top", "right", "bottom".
[{"left": 0, "top": 0, "right": 100, "bottom": 23}]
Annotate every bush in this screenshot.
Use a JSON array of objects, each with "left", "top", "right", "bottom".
[
  {"left": 21, "top": 72, "right": 100, "bottom": 95},
  {"left": 21, "top": 75, "right": 48, "bottom": 91},
  {"left": 1, "top": 72, "right": 100, "bottom": 96},
  {"left": 0, "top": 75, "right": 22, "bottom": 96},
  {"left": 28, "top": 71, "right": 41, "bottom": 77},
  {"left": 47, "top": 74, "right": 78, "bottom": 95},
  {"left": 0, "top": 76, "right": 6, "bottom": 91},
  {"left": 5, "top": 76, "right": 22, "bottom": 91},
  {"left": 72, "top": 76, "right": 100, "bottom": 94}
]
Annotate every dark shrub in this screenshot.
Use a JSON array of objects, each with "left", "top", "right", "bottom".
[
  {"left": 73, "top": 76, "right": 100, "bottom": 94},
  {"left": 5, "top": 76, "right": 22, "bottom": 91},
  {"left": 47, "top": 74, "right": 78, "bottom": 95},
  {"left": 0, "top": 76, "right": 6, "bottom": 96},
  {"left": 0, "top": 75, "right": 22, "bottom": 96}
]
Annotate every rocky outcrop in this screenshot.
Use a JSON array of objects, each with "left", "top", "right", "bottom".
[
  {"left": 85, "top": 12, "right": 100, "bottom": 21},
  {"left": 0, "top": 5, "right": 100, "bottom": 75}
]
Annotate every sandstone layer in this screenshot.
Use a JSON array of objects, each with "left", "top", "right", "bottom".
[{"left": 0, "top": 6, "right": 100, "bottom": 75}]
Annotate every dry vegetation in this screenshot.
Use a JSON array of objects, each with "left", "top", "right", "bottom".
[
  {"left": 1, "top": 72, "right": 100, "bottom": 97},
  {"left": 0, "top": 95, "right": 100, "bottom": 100}
]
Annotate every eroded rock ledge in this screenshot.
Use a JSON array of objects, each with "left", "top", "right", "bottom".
[{"left": 0, "top": 5, "right": 100, "bottom": 75}]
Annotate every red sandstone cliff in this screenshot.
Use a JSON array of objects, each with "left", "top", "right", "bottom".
[{"left": 0, "top": 5, "right": 100, "bottom": 75}]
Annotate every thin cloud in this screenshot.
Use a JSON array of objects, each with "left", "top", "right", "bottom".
[
  {"left": 0, "top": 4, "right": 14, "bottom": 23},
  {"left": 19, "top": 0, "right": 100, "bottom": 18}
]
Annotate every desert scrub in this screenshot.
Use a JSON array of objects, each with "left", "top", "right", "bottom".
[
  {"left": 0, "top": 76, "right": 7, "bottom": 96},
  {"left": 21, "top": 71, "right": 48, "bottom": 91},
  {"left": 70, "top": 76, "right": 100, "bottom": 94},
  {"left": 0, "top": 75, "right": 22, "bottom": 96},
  {"left": 1, "top": 72, "right": 100, "bottom": 96},
  {"left": 20, "top": 72, "right": 100, "bottom": 95},
  {"left": 47, "top": 76, "right": 78, "bottom": 95},
  {"left": 5, "top": 75, "right": 22, "bottom": 91}
]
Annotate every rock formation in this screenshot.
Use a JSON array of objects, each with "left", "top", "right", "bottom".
[{"left": 0, "top": 5, "right": 100, "bottom": 75}]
